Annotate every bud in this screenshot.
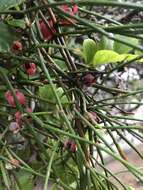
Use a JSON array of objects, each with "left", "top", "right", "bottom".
[
  {"left": 9, "top": 122, "right": 20, "bottom": 134},
  {"left": 39, "top": 20, "right": 56, "bottom": 41}
]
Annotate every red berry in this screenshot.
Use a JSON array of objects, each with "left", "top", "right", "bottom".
[
  {"left": 5, "top": 90, "right": 26, "bottom": 107},
  {"left": 60, "top": 4, "right": 78, "bottom": 25},
  {"left": 12, "top": 41, "right": 22, "bottom": 51},
  {"left": 70, "top": 143, "right": 77, "bottom": 153},
  {"left": 61, "top": 4, "right": 70, "bottom": 12},
  {"left": 83, "top": 74, "right": 96, "bottom": 86},
  {"left": 72, "top": 5, "right": 78, "bottom": 14},
  {"left": 26, "top": 108, "right": 32, "bottom": 113},
  {"left": 61, "top": 4, "right": 78, "bottom": 15},
  {"left": 15, "top": 107, "right": 32, "bottom": 124},
  {"left": 24, "top": 63, "right": 37, "bottom": 76},
  {"left": 39, "top": 20, "right": 56, "bottom": 41}
]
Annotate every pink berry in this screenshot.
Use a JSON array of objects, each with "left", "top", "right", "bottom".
[
  {"left": 15, "top": 91, "right": 26, "bottom": 106},
  {"left": 72, "top": 5, "right": 78, "bottom": 14},
  {"left": 24, "top": 63, "right": 37, "bottom": 76},
  {"left": 15, "top": 107, "right": 32, "bottom": 124},
  {"left": 61, "top": 4, "right": 70, "bottom": 12},
  {"left": 14, "top": 108, "right": 32, "bottom": 125},
  {"left": 5, "top": 90, "right": 26, "bottom": 107},
  {"left": 70, "top": 143, "right": 77, "bottom": 153},
  {"left": 61, "top": 4, "right": 78, "bottom": 15},
  {"left": 5, "top": 91, "right": 15, "bottom": 107},
  {"left": 26, "top": 108, "right": 32, "bottom": 113},
  {"left": 15, "top": 111, "right": 22, "bottom": 124}
]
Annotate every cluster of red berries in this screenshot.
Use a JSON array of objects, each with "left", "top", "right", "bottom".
[
  {"left": 39, "top": 4, "right": 78, "bottom": 41},
  {"left": 7, "top": 3, "right": 78, "bottom": 133},
  {"left": 12, "top": 41, "right": 37, "bottom": 76},
  {"left": 5, "top": 90, "right": 26, "bottom": 107},
  {"left": 5, "top": 90, "right": 32, "bottom": 133}
]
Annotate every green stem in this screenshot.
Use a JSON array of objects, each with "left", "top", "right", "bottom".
[
  {"left": 55, "top": 7, "right": 143, "bottom": 51},
  {"left": 44, "top": 142, "right": 58, "bottom": 190},
  {"left": 1, "top": 1, "right": 143, "bottom": 15}
]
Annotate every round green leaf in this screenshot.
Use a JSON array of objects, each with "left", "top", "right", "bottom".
[{"left": 93, "top": 50, "right": 121, "bottom": 66}]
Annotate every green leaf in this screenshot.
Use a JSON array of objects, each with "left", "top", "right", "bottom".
[
  {"left": 16, "top": 171, "right": 33, "bottom": 190},
  {"left": 39, "top": 85, "right": 68, "bottom": 106},
  {"left": 113, "top": 35, "right": 139, "bottom": 54},
  {"left": 39, "top": 84, "right": 56, "bottom": 102},
  {"left": 55, "top": 59, "right": 68, "bottom": 71},
  {"left": 0, "top": 162, "right": 11, "bottom": 189},
  {"left": 0, "top": 22, "right": 20, "bottom": 52},
  {"left": 98, "top": 35, "right": 114, "bottom": 50},
  {"left": 92, "top": 50, "right": 143, "bottom": 66},
  {"left": 54, "top": 163, "right": 78, "bottom": 186},
  {"left": 0, "top": 0, "right": 25, "bottom": 11},
  {"left": 93, "top": 50, "right": 122, "bottom": 66},
  {"left": 127, "top": 187, "right": 135, "bottom": 190},
  {"left": 118, "top": 54, "right": 143, "bottom": 63},
  {"left": 83, "top": 39, "right": 97, "bottom": 64},
  {"left": 121, "top": 54, "right": 138, "bottom": 61}
]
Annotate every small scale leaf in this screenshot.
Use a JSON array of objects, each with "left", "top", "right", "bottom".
[
  {"left": 83, "top": 39, "right": 97, "bottom": 64},
  {"left": 98, "top": 35, "right": 114, "bottom": 50},
  {"left": 0, "top": 0, "right": 25, "bottom": 11}
]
